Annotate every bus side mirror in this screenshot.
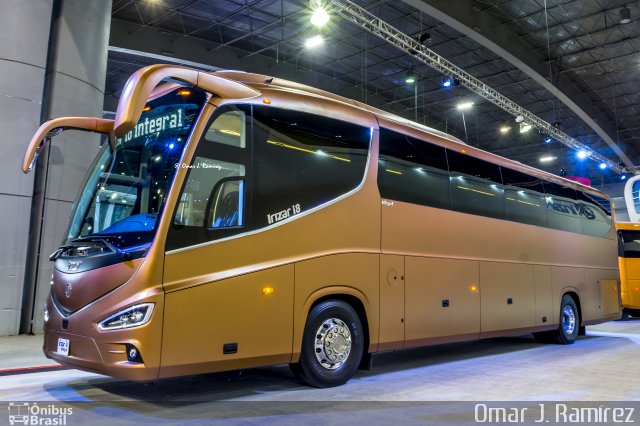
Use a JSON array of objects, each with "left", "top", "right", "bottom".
[{"left": 23, "top": 117, "right": 115, "bottom": 173}]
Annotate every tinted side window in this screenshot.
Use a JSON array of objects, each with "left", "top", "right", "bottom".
[
  {"left": 447, "top": 149, "right": 505, "bottom": 219},
  {"left": 500, "top": 168, "right": 547, "bottom": 227},
  {"left": 378, "top": 128, "right": 451, "bottom": 209},
  {"left": 543, "top": 182, "right": 581, "bottom": 233},
  {"left": 576, "top": 190, "right": 612, "bottom": 237},
  {"left": 251, "top": 106, "right": 370, "bottom": 229}
]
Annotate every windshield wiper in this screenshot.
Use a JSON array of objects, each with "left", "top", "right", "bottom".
[{"left": 60, "top": 236, "right": 134, "bottom": 261}]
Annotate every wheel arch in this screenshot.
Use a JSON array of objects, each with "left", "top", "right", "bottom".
[{"left": 291, "top": 286, "right": 372, "bottom": 363}]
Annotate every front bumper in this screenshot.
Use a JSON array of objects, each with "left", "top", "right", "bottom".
[{"left": 43, "top": 291, "right": 163, "bottom": 382}]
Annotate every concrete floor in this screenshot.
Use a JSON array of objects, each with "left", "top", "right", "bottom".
[{"left": 1, "top": 320, "right": 639, "bottom": 424}]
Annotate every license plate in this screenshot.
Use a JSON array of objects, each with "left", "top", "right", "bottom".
[{"left": 57, "top": 338, "right": 70, "bottom": 356}]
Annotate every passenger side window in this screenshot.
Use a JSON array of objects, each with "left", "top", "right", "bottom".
[
  {"left": 378, "top": 128, "right": 451, "bottom": 209},
  {"left": 447, "top": 149, "right": 505, "bottom": 219},
  {"left": 576, "top": 190, "right": 612, "bottom": 237},
  {"left": 251, "top": 106, "right": 370, "bottom": 229},
  {"left": 500, "top": 167, "right": 547, "bottom": 227},
  {"left": 543, "top": 182, "right": 581, "bottom": 233}
]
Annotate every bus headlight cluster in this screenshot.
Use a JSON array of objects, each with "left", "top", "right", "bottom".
[{"left": 98, "top": 303, "right": 154, "bottom": 331}]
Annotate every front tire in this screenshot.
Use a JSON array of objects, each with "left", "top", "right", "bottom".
[
  {"left": 533, "top": 294, "right": 580, "bottom": 345},
  {"left": 295, "top": 300, "right": 364, "bottom": 388}
]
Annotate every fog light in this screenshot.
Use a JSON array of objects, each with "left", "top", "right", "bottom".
[
  {"left": 128, "top": 347, "right": 138, "bottom": 361},
  {"left": 125, "top": 343, "right": 143, "bottom": 363}
]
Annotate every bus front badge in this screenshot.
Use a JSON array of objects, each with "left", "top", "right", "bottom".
[
  {"left": 65, "top": 283, "right": 73, "bottom": 298},
  {"left": 67, "top": 261, "right": 81, "bottom": 271}
]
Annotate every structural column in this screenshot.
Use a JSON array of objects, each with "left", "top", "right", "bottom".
[{"left": 0, "top": 0, "right": 111, "bottom": 335}]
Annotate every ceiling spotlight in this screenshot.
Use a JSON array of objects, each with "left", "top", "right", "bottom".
[
  {"left": 621, "top": 174, "right": 628, "bottom": 180},
  {"left": 418, "top": 32, "right": 431, "bottom": 44},
  {"left": 559, "top": 168, "right": 567, "bottom": 176},
  {"left": 499, "top": 126, "right": 511, "bottom": 133},
  {"left": 599, "top": 162, "right": 607, "bottom": 170},
  {"left": 441, "top": 76, "right": 460, "bottom": 88},
  {"left": 620, "top": 6, "right": 631, "bottom": 24},
  {"left": 310, "top": 6, "right": 330, "bottom": 27},
  {"left": 405, "top": 75, "right": 416, "bottom": 84},
  {"left": 519, "top": 122, "right": 532, "bottom": 133},
  {"left": 305, "top": 35, "right": 324, "bottom": 48},
  {"left": 543, "top": 134, "right": 552, "bottom": 143},
  {"left": 577, "top": 150, "right": 589, "bottom": 160},
  {"left": 539, "top": 156, "right": 557, "bottom": 163},
  {"left": 457, "top": 101, "right": 474, "bottom": 110},
  {"left": 515, "top": 115, "right": 524, "bottom": 123}
]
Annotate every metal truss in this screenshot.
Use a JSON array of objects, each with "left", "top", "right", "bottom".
[{"left": 328, "top": 0, "right": 630, "bottom": 175}]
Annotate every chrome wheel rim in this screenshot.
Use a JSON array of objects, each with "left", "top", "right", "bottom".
[
  {"left": 314, "top": 318, "right": 352, "bottom": 370},
  {"left": 562, "top": 304, "right": 576, "bottom": 335}
]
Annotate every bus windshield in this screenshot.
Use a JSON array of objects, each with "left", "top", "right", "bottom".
[{"left": 66, "top": 87, "right": 207, "bottom": 250}]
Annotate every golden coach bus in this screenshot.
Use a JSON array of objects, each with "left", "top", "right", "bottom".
[
  {"left": 616, "top": 222, "right": 640, "bottom": 319},
  {"left": 23, "top": 65, "right": 620, "bottom": 387}
]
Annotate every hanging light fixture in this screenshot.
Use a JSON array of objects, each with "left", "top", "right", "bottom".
[{"left": 619, "top": 6, "right": 632, "bottom": 24}]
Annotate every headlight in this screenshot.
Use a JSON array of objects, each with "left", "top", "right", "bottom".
[
  {"left": 98, "top": 303, "right": 154, "bottom": 331},
  {"left": 43, "top": 304, "right": 49, "bottom": 322}
]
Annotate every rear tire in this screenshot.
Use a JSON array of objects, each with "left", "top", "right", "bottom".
[
  {"left": 533, "top": 294, "right": 580, "bottom": 345},
  {"left": 553, "top": 294, "right": 580, "bottom": 344},
  {"left": 296, "top": 300, "right": 364, "bottom": 388},
  {"left": 619, "top": 309, "right": 631, "bottom": 321}
]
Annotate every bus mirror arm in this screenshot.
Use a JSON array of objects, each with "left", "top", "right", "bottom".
[
  {"left": 113, "top": 64, "right": 261, "bottom": 138},
  {"left": 22, "top": 117, "right": 115, "bottom": 174}
]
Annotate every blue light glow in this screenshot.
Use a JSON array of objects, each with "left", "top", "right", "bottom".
[
  {"left": 621, "top": 175, "right": 627, "bottom": 180},
  {"left": 576, "top": 150, "right": 588, "bottom": 160},
  {"left": 168, "top": 143, "right": 175, "bottom": 150},
  {"left": 599, "top": 163, "right": 607, "bottom": 170},
  {"left": 441, "top": 77, "right": 453, "bottom": 88}
]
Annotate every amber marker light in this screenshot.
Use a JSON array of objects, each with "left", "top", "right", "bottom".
[
  {"left": 470, "top": 285, "right": 478, "bottom": 293},
  {"left": 177, "top": 89, "right": 191, "bottom": 96},
  {"left": 262, "top": 286, "right": 274, "bottom": 296},
  {"left": 461, "top": 149, "right": 466, "bottom": 153},
  {"left": 263, "top": 98, "right": 271, "bottom": 104},
  {"left": 142, "top": 105, "right": 151, "bottom": 112}
]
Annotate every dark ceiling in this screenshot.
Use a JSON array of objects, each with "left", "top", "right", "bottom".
[{"left": 108, "top": 0, "right": 640, "bottom": 186}]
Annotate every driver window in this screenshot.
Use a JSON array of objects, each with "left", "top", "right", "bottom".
[
  {"left": 167, "top": 104, "right": 250, "bottom": 251},
  {"left": 174, "top": 159, "right": 244, "bottom": 227},
  {"left": 209, "top": 179, "right": 244, "bottom": 228}
]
